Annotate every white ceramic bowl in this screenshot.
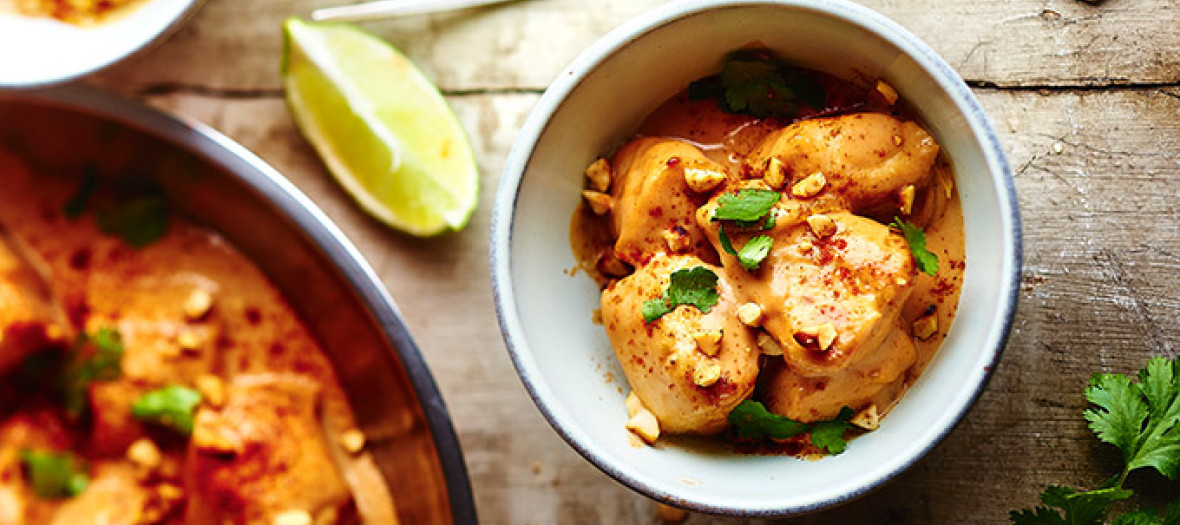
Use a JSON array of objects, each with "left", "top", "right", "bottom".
[
  {"left": 0, "top": 0, "right": 201, "bottom": 88},
  {"left": 492, "top": 0, "right": 1021, "bottom": 516}
]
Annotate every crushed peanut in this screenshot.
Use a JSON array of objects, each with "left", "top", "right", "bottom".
[
  {"left": 584, "top": 157, "right": 612, "bottom": 192},
  {"left": 683, "top": 167, "right": 726, "bottom": 193},
  {"left": 273, "top": 509, "right": 313, "bottom": 525},
  {"left": 195, "top": 374, "right": 226, "bottom": 408},
  {"left": 876, "top": 80, "right": 899, "bottom": 105},
  {"left": 177, "top": 330, "right": 202, "bottom": 352},
  {"left": 898, "top": 184, "right": 916, "bottom": 216},
  {"left": 582, "top": 190, "right": 612, "bottom": 215},
  {"left": 625, "top": 407, "right": 661, "bottom": 444},
  {"left": 762, "top": 157, "right": 788, "bottom": 190},
  {"left": 625, "top": 391, "right": 645, "bottom": 418},
  {"left": 693, "top": 329, "right": 723, "bottom": 357},
  {"left": 795, "top": 323, "right": 837, "bottom": 351},
  {"left": 790, "top": 172, "right": 827, "bottom": 198},
  {"left": 736, "top": 302, "right": 763, "bottom": 327},
  {"left": 126, "top": 438, "right": 162, "bottom": 470},
  {"left": 757, "top": 332, "right": 783, "bottom": 356},
  {"left": 797, "top": 238, "right": 814, "bottom": 253},
  {"left": 156, "top": 483, "right": 184, "bottom": 502},
  {"left": 339, "top": 429, "right": 366, "bottom": 454},
  {"left": 892, "top": 135, "right": 904, "bottom": 147},
  {"left": 912, "top": 310, "right": 938, "bottom": 340},
  {"left": 183, "top": 289, "right": 214, "bottom": 320},
  {"left": 806, "top": 214, "right": 837, "bottom": 238},
  {"left": 851, "top": 404, "right": 880, "bottom": 431},
  {"left": 692, "top": 361, "right": 722, "bottom": 387},
  {"left": 662, "top": 228, "right": 691, "bottom": 253}
]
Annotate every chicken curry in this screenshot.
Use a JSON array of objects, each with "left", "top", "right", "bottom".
[
  {"left": 571, "top": 50, "right": 965, "bottom": 455},
  {"left": 0, "top": 152, "right": 397, "bottom": 524}
]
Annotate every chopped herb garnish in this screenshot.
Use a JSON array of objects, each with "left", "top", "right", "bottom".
[
  {"left": 63, "top": 168, "right": 98, "bottom": 219},
  {"left": 713, "top": 189, "right": 780, "bottom": 223},
  {"left": 687, "top": 49, "right": 826, "bottom": 120},
  {"left": 95, "top": 195, "right": 170, "bottom": 248},
  {"left": 61, "top": 328, "right": 125, "bottom": 418},
  {"left": 642, "top": 266, "right": 720, "bottom": 323},
  {"left": 891, "top": 217, "right": 939, "bottom": 277},
  {"left": 728, "top": 400, "right": 857, "bottom": 455},
  {"left": 20, "top": 449, "right": 89, "bottom": 499},
  {"left": 132, "top": 385, "right": 203, "bottom": 436},
  {"left": 718, "top": 228, "right": 773, "bottom": 271}
]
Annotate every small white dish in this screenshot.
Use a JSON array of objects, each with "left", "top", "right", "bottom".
[
  {"left": 492, "top": 0, "right": 1021, "bottom": 517},
  {"left": 0, "top": 0, "right": 202, "bottom": 88}
]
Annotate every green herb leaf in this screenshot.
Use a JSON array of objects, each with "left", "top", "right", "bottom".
[
  {"left": 810, "top": 407, "right": 856, "bottom": 455},
  {"left": 95, "top": 195, "right": 170, "bottom": 248},
  {"left": 727, "top": 400, "right": 808, "bottom": 441},
  {"left": 1010, "top": 486, "right": 1133, "bottom": 525},
  {"left": 132, "top": 385, "right": 203, "bottom": 436},
  {"left": 1084, "top": 356, "right": 1180, "bottom": 481},
  {"left": 19, "top": 449, "right": 89, "bottom": 499},
  {"left": 642, "top": 266, "right": 720, "bottom": 324},
  {"left": 718, "top": 228, "right": 773, "bottom": 272},
  {"left": 689, "top": 50, "right": 827, "bottom": 120},
  {"left": 1112, "top": 509, "right": 1165, "bottom": 525},
  {"left": 714, "top": 189, "right": 779, "bottom": 223},
  {"left": 63, "top": 168, "right": 98, "bottom": 219},
  {"left": 891, "top": 217, "right": 939, "bottom": 276},
  {"left": 61, "top": 328, "right": 125, "bottom": 418}
]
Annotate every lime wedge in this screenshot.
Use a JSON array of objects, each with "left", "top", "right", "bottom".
[{"left": 282, "top": 18, "right": 478, "bottom": 236}]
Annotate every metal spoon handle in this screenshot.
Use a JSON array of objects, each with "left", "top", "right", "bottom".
[{"left": 312, "top": 0, "right": 515, "bottom": 22}]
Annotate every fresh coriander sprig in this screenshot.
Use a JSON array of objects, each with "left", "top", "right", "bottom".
[
  {"left": 1010, "top": 356, "right": 1180, "bottom": 525},
  {"left": 727, "top": 400, "right": 856, "bottom": 455},
  {"left": 713, "top": 189, "right": 779, "bottom": 271},
  {"left": 890, "top": 217, "right": 939, "bottom": 276},
  {"left": 60, "top": 328, "right": 124, "bottom": 418},
  {"left": 642, "top": 266, "right": 720, "bottom": 323},
  {"left": 19, "top": 449, "right": 89, "bottom": 499},
  {"left": 132, "top": 385, "right": 203, "bottom": 436},
  {"left": 687, "top": 49, "right": 826, "bottom": 120}
]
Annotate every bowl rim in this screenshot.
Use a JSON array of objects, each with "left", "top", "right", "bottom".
[
  {"left": 491, "top": 0, "right": 1022, "bottom": 516},
  {"left": 0, "top": 0, "right": 206, "bottom": 89},
  {"left": 0, "top": 84, "right": 479, "bottom": 524}
]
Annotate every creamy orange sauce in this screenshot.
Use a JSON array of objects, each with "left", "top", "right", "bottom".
[
  {"left": 0, "top": 160, "right": 395, "bottom": 524},
  {"left": 6, "top": 0, "right": 146, "bottom": 25},
  {"left": 571, "top": 72, "right": 964, "bottom": 454}
]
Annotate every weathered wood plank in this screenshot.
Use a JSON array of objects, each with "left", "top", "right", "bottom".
[
  {"left": 130, "top": 84, "right": 1180, "bottom": 524},
  {"left": 92, "top": 0, "right": 1180, "bottom": 93}
]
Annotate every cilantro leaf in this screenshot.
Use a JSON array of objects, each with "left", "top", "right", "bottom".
[
  {"left": 727, "top": 400, "right": 808, "bottom": 441},
  {"left": 1112, "top": 509, "right": 1165, "bottom": 525},
  {"left": 891, "top": 217, "right": 939, "bottom": 276},
  {"left": 718, "top": 228, "right": 773, "bottom": 271},
  {"left": 810, "top": 407, "right": 855, "bottom": 455},
  {"left": 1084, "top": 356, "right": 1180, "bottom": 481},
  {"left": 132, "top": 385, "right": 203, "bottom": 436},
  {"left": 642, "top": 266, "right": 719, "bottom": 323},
  {"left": 19, "top": 449, "right": 89, "bottom": 499},
  {"left": 60, "top": 328, "right": 124, "bottom": 417},
  {"left": 95, "top": 195, "right": 170, "bottom": 248},
  {"left": 714, "top": 189, "right": 779, "bottom": 223},
  {"left": 1010, "top": 485, "right": 1133, "bottom": 525},
  {"left": 692, "top": 50, "right": 827, "bottom": 120}
]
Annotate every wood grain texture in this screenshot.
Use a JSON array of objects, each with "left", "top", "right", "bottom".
[{"left": 89, "top": 0, "right": 1180, "bottom": 523}]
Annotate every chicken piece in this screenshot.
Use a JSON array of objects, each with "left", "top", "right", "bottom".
[
  {"left": 762, "top": 328, "right": 917, "bottom": 422},
  {"left": 698, "top": 207, "right": 914, "bottom": 378},
  {"left": 47, "top": 463, "right": 153, "bottom": 525},
  {"left": 609, "top": 138, "right": 731, "bottom": 266},
  {"left": 601, "top": 254, "right": 759, "bottom": 435},
  {"left": 748, "top": 113, "right": 939, "bottom": 213},
  {"left": 0, "top": 226, "right": 69, "bottom": 376},
  {"left": 186, "top": 373, "right": 352, "bottom": 525}
]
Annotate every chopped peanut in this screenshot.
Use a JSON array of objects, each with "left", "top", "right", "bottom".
[
  {"left": 912, "top": 310, "right": 938, "bottom": 340},
  {"left": 899, "top": 184, "right": 916, "bottom": 216},
  {"left": 806, "top": 214, "right": 837, "bottom": 238},
  {"left": 625, "top": 408, "right": 661, "bottom": 444},
  {"left": 851, "top": 404, "right": 881, "bottom": 431},
  {"left": 791, "top": 172, "right": 827, "bottom": 198},
  {"left": 662, "top": 228, "right": 691, "bottom": 253},
  {"left": 762, "top": 157, "right": 788, "bottom": 190},
  {"left": 127, "top": 438, "right": 162, "bottom": 470},
  {"left": 795, "top": 323, "right": 837, "bottom": 351},
  {"left": 683, "top": 167, "right": 726, "bottom": 193},
  {"left": 625, "top": 391, "right": 645, "bottom": 418},
  {"left": 797, "top": 238, "right": 814, "bottom": 253},
  {"left": 892, "top": 135, "right": 904, "bottom": 147},
  {"left": 757, "top": 332, "right": 783, "bottom": 356},
  {"left": 582, "top": 190, "right": 612, "bottom": 215},
  {"left": 177, "top": 330, "right": 202, "bottom": 352},
  {"left": 183, "top": 289, "right": 214, "bottom": 320},
  {"left": 156, "top": 483, "right": 184, "bottom": 502},
  {"left": 692, "top": 361, "right": 722, "bottom": 387},
  {"left": 339, "top": 429, "right": 366, "bottom": 454},
  {"left": 876, "top": 80, "right": 899, "bottom": 105},
  {"left": 195, "top": 374, "right": 225, "bottom": 408},
  {"left": 736, "top": 302, "right": 763, "bottom": 327},
  {"left": 693, "top": 329, "right": 722, "bottom": 357},
  {"left": 584, "top": 157, "right": 612, "bottom": 192},
  {"left": 273, "top": 510, "right": 313, "bottom": 525}
]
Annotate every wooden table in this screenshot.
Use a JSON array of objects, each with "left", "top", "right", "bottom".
[{"left": 90, "top": 0, "right": 1180, "bottom": 522}]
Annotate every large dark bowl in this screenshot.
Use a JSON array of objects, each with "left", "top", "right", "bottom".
[{"left": 0, "top": 85, "right": 477, "bottom": 524}]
